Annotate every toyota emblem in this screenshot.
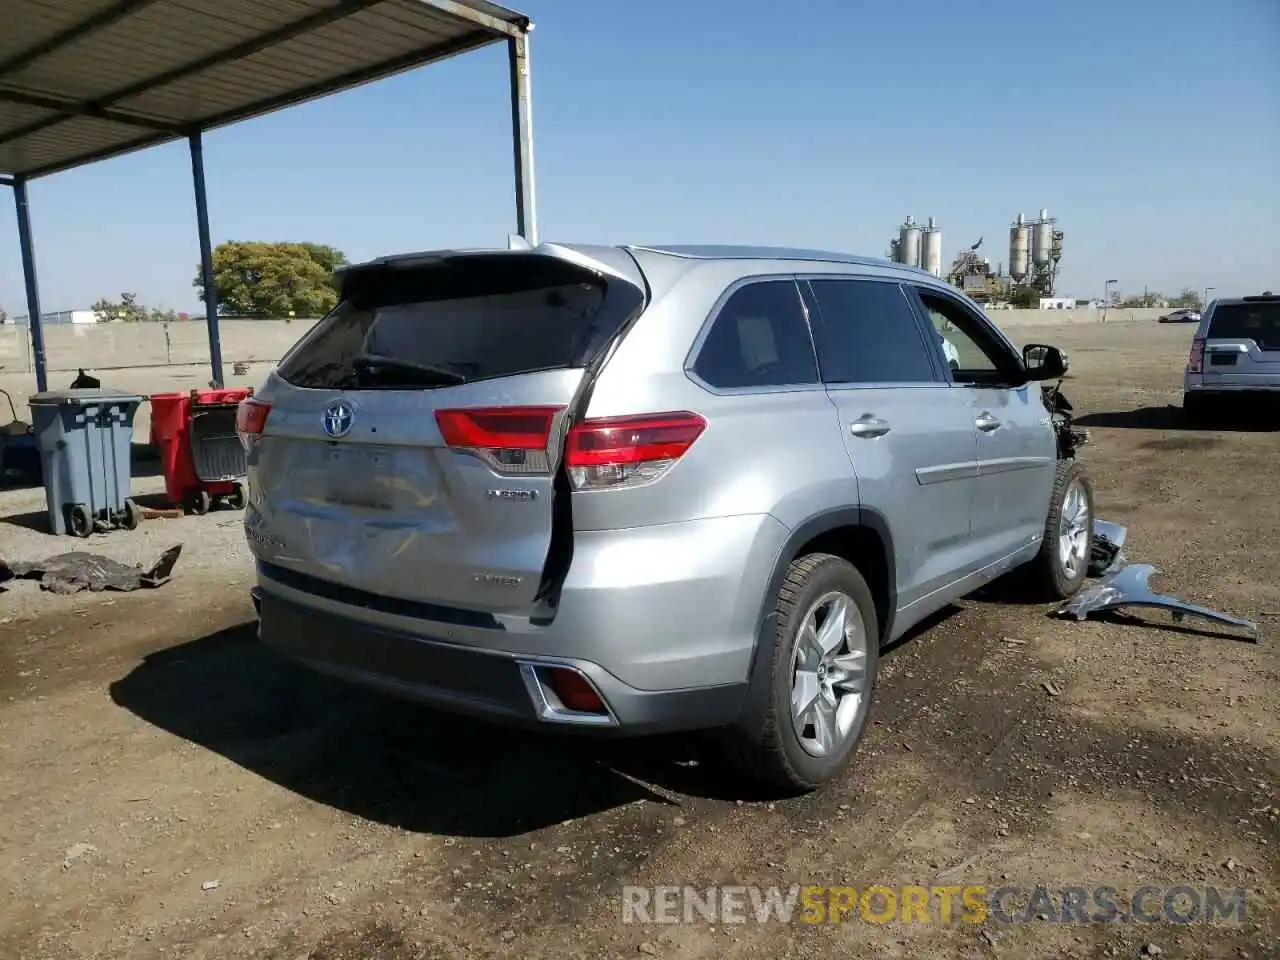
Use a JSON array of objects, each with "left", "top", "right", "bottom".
[{"left": 322, "top": 399, "right": 354, "bottom": 439}]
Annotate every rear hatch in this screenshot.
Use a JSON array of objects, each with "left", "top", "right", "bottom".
[
  {"left": 245, "top": 247, "right": 645, "bottom": 615},
  {"left": 1201, "top": 297, "right": 1280, "bottom": 384}
]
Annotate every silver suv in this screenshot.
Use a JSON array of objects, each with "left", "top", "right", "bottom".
[
  {"left": 238, "top": 243, "right": 1093, "bottom": 792},
  {"left": 1183, "top": 294, "right": 1280, "bottom": 417}
]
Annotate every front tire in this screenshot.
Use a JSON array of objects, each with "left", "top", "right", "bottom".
[
  {"left": 1025, "top": 460, "right": 1094, "bottom": 600},
  {"left": 727, "top": 553, "right": 880, "bottom": 793}
]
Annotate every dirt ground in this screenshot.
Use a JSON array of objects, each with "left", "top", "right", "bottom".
[{"left": 0, "top": 320, "right": 1275, "bottom": 960}]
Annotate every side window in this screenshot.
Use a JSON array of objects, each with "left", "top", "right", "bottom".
[
  {"left": 913, "top": 289, "right": 1016, "bottom": 385},
  {"left": 807, "top": 278, "right": 938, "bottom": 384},
  {"left": 692, "top": 280, "right": 819, "bottom": 389}
]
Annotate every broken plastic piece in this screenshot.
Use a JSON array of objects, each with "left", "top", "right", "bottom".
[
  {"left": 1057, "top": 562, "right": 1258, "bottom": 640},
  {"left": 1088, "top": 520, "right": 1127, "bottom": 578}
]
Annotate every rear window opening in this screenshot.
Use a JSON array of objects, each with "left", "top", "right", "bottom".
[
  {"left": 1208, "top": 301, "right": 1280, "bottom": 350},
  {"left": 277, "top": 253, "right": 644, "bottom": 390}
]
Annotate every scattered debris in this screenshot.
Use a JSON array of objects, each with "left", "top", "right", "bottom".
[
  {"left": 0, "top": 545, "right": 182, "bottom": 594},
  {"left": 1142, "top": 944, "right": 1163, "bottom": 957},
  {"left": 1058, "top": 562, "right": 1258, "bottom": 640},
  {"left": 1088, "top": 519, "right": 1127, "bottom": 577},
  {"left": 69, "top": 369, "right": 101, "bottom": 389},
  {"left": 1042, "top": 680, "right": 1064, "bottom": 697},
  {"left": 136, "top": 504, "right": 185, "bottom": 521},
  {"left": 63, "top": 842, "right": 98, "bottom": 869},
  {"left": 201, "top": 879, "right": 220, "bottom": 891}
]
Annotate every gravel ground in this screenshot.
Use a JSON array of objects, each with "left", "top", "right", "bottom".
[
  {"left": 0, "top": 362, "right": 269, "bottom": 617},
  {"left": 0, "top": 319, "right": 1276, "bottom": 960},
  {"left": 0, "top": 468, "right": 252, "bottom": 620}
]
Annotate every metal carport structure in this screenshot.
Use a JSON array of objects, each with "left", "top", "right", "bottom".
[{"left": 0, "top": 0, "right": 536, "bottom": 392}]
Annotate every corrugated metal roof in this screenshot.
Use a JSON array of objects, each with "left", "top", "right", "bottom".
[{"left": 0, "top": 0, "right": 529, "bottom": 178}]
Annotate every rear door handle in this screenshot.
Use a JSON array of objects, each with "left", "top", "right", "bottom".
[
  {"left": 850, "top": 415, "right": 891, "bottom": 438},
  {"left": 975, "top": 412, "right": 1002, "bottom": 432}
]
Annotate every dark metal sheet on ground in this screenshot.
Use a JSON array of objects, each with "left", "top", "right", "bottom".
[{"left": 0, "top": 545, "right": 182, "bottom": 594}]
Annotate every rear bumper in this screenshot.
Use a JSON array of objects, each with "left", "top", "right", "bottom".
[
  {"left": 252, "top": 588, "right": 748, "bottom": 735},
  {"left": 1185, "top": 376, "right": 1280, "bottom": 395}
]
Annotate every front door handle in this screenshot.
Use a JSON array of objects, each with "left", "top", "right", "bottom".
[
  {"left": 975, "top": 412, "right": 1001, "bottom": 432},
  {"left": 850, "top": 415, "right": 891, "bottom": 438}
]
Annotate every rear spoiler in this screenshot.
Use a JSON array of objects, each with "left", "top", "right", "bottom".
[{"left": 333, "top": 242, "right": 643, "bottom": 297}]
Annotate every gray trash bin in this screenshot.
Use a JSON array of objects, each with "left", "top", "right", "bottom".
[{"left": 28, "top": 388, "right": 144, "bottom": 537}]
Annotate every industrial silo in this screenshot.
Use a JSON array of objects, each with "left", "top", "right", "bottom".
[
  {"left": 1009, "top": 213, "right": 1030, "bottom": 281},
  {"left": 1032, "top": 208, "right": 1054, "bottom": 266},
  {"left": 921, "top": 217, "right": 942, "bottom": 276},
  {"left": 899, "top": 216, "right": 922, "bottom": 268}
]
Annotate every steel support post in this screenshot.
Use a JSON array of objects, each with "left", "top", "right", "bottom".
[
  {"left": 12, "top": 177, "right": 49, "bottom": 392},
  {"left": 189, "top": 130, "right": 223, "bottom": 387},
  {"left": 507, "top": 31, "right": 537, "bottom": 244}
]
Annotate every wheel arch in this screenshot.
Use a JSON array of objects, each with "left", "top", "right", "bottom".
[{"left": 734, "top": 506, "right": 897, "bottom": 734}]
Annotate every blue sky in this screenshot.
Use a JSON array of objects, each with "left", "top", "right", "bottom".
[{"left": 1, "top": 0, "right": 1276, "bottom": 314}]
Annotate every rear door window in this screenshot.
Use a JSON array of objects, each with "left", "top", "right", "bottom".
[
  {"left": 1208, "top": 301, "right": 1280, "bottom": 349},
  {"left": 691, "top": 279, "right": 820, "bottom": 389},
  {"left": 805, "top": 278, "right": 939, "bottom": 384},
  {"left": 277, "top": 254, "right": 644, "bottom": 389}
]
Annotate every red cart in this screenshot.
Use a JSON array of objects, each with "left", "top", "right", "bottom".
[{"left": 150, "top": 388, "right": 253, "bottom": 514}]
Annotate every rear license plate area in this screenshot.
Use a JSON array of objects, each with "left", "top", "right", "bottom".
[
  {"left": 1210, "top": 353, "right": 1237, "bottom": 367},
  {"left": 324, "top": 445, "right": 394, "bottom": 509}
]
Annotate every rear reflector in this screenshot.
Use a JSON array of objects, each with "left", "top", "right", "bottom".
[
  {"left": 545, "top": 667, "right": 607, "bottom": 714},
  {"left": 565, "top": 411, "right": 706, "bottom": 490},
  {"left": 235, "top": 398, "right": 271, "bottom": 451},
  {"left": 1188, "top": 337, "right": 1205, "bottom": 374},
  {"left": 435, "top": 406, "right": 565, "bottom": 475}
]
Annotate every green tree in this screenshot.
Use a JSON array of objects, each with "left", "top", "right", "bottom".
[
  {"left": 1168, "top": 288, "right": 1204, "bottom": 310},
  {"left": 91, "top": 292, "right": 150, "bottom": 322},
  {"left": 1120, "top": 292, "right": 1163, "bottom": 308},
  {"left": 195, "top": 241, "right": 348, "bottom": 318},
  {"left": 91, "top": 293, "right": 181, "bottom": 322},
  {"left": 1008, "top": 284, "right": 1041, "bottom": 308}
]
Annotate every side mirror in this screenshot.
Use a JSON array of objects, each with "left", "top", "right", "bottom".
[{"left": 1023, "top": 343, "right": 1068, "bottom": 381}]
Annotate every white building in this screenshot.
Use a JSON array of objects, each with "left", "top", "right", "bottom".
[{"left": 8, "top": 309, "right": 99, "bottom": 325}]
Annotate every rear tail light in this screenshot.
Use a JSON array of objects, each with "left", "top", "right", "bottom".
[
  {"left": 1188, "top": 337, "right": 1205, "bottom": 374},
  {"left": 564, "top": 411, "right": 706, "bottom": 491},
  {"left": 435, "top": 406, "right": 565, "bottom": 475},
  {"left": 235, "top": 398, "right": 271, "bottom": 451},
  {"left": 544, "top": 667, "right": 607, "bottom": 714}
]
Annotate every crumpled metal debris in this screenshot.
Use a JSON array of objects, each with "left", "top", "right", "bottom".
[
  {"left": 1058, "top": 525, "right": 1258, "bottom": 640},
  {"left": 0, "top": 544, "right": 182, "bottom": 595},
  {"left": 1087, "top": 519, "right": 1127, "bottom": 578}
]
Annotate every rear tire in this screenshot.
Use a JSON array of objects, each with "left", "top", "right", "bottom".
[
  {"left": 725, "top": 553, "right": 880, "bottom": 793},
  {"left": 226, "top": 483, "right": 247, "bottom": 510},
  {"left": 1024, "top": 460, "right": 1094, "bottom": 600}
]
